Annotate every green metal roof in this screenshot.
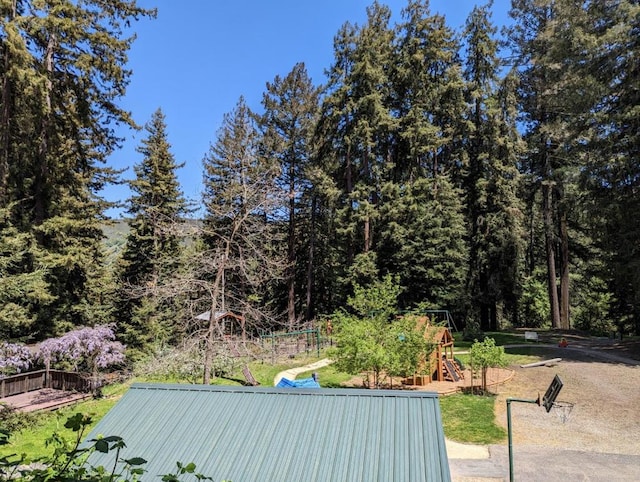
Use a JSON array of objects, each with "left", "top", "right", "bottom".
[{"left": 85, "top": 383, "right": 451, "bottom": 481}]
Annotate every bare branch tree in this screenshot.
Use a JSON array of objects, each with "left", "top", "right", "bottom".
[{"left": 195, "top": 97, "right": 287, "bottom": 384}]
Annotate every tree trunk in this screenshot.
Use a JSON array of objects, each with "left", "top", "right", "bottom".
[
  {"left": 363, "top": 216, "right": 371, "bottom": 252},
  {"left": 35, "top": 33, "right": 56, "bottom": 226},
  {"left": 202, "top": 298, "right": 218, "bottom": 385},
  {"left": 0, "top": 0, "right": 17, "bottom": 204},
  {"left": 559, "top": 208, "right": 570, "bottom": 330},
  {"left": 345, "top": 145, "right": 354, "bottom": 263},
  {"left": 287, "top": 162, "right": 296, "bottom": 328},
  {"left": 305, "top": 196, "right": 317, "bottom": 322},
  {"left": 362, "top": 150, "right": 376, "bottom": 253},
  {"left": 202, "top": 237, "right": 232, "bottom": 384},
  {"left": 542, "top": 181, "right": 561, "bottom": 329}
]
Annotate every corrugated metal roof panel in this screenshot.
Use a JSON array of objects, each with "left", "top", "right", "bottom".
[{"left": 85, "top": 383, "right": 450, "bottom": 481}]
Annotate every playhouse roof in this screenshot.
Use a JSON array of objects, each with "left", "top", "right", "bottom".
[
  {"left": 432, "top": 326, "right": 454, "bottom": 344},
  {"left": 195, "top": 310, "right": 244, "bottom": 322},
  {"left": 85, "top": 383, "right": 451, "bottom": 482}
]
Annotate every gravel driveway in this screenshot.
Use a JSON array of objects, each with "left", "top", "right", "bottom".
[{"left": 493, "top": 343, "right": 640, "bottom": 456}]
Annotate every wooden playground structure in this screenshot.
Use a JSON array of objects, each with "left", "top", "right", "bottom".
[{"left": 402, "top": 317, "right": 464, "bottom": 386}]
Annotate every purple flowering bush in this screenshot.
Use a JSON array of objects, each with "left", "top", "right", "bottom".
[
  {"left": 0, "top": 342, "right": 32, "bottom": 378},
  {"left": 37, "top": 325, "right": 126, "bottom": 375}
]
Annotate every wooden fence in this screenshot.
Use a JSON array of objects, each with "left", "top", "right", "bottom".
[{"left": 0, "top": 370, "right": 92, "bottom": 399}]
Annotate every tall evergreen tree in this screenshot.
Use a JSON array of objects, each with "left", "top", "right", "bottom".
[
  {"left": 117, "top": 108, "right": 186, "bottom": 351},
  {"left": 507, "top": 0, "right": 590, "bottom": 329},
  {"left": 346, "top": 1, "right": 396, "bottom": 260},
  {"left": 462, "top": 3, "right": 525, "bottom": 329},
  {"left": 0, "top": 206, "right": 52, "bottom": 339},
  {"left": 0, "top": 0, "right": 155, "bottom": 337},
  {"left": 318, "top": 2, "right": 396, "bottom": 291},
  {"left": 392, "top": 0, "right": 466, "bottom": 182},
  {"left": 580, "top": 0, "right": 640, "bottom": 334},
  {"left": 258, "top": 62, "right": 320, "bottom": 327},
  {"left": 378, "top": 175, "right": 468, "bottom": 310},
  {"left": 313, "top": 21, "right": 358, "bottom": 304},
  {"left": 374, "top": 0, "right": 469, "bottom": 311}
]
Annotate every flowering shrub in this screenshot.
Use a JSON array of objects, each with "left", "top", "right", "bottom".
[
  {"left": 37, "top": 325, "right": 126, "bottom": 374},
  {"left": 0, "top": 342, "right": 32, "bottom": 378}
]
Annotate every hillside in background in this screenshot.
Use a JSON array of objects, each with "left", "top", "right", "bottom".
[{"left": 102, "top": 220, "right": 129, "bottom": 265}]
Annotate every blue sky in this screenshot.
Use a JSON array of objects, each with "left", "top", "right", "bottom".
[{"left": 105, "top": 0, "right": 512, "bottom": 217}]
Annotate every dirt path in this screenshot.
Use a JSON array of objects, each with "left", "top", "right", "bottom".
[
  {"left": 493, "top": 343, "right": 640, "bottom": 455},
  {"left": 273, "top": 358, "right": 332, "bottom": 386}
]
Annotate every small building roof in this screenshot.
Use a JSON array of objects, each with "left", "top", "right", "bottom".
[
  {"left": 85, "top": 383, "right": 450, "bottom": 482},
  {"left": 195, "top": 310, "right": 244, "bottom": 322}
]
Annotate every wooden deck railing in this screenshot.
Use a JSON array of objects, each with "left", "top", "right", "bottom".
[{"left": 0, "top": 370, "right": 92, "bottom": 398}]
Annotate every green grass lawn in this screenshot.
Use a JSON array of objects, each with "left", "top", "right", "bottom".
[
  {"left": 453, "top": 331, "right": 527, "bottom": 350},
  {"left": 295, "top": 365, "right": 353, "bottom": 388},
  {"left": 439, "top": 393, "right": 506, "bottom": 444}
]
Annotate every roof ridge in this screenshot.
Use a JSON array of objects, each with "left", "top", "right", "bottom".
[{"left": 130, "top": 382, "right": 440, "bottom": 398}]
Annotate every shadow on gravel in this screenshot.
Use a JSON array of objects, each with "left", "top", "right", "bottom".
[{"left": 505, "top": 343, "right": 640, "bottom": 366}]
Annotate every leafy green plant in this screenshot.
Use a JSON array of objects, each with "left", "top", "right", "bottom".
[
  {"left": 519, "top": 272, "right": 551, "bottom": 328},
  {"left": 469, "top": 337, "right": 508, "bottom": 393},
  {"left": 329, "top": 275, "right": 435, "bottom": 388},
  {"left": 0, "top": 405, "right": 40, "bottom": 436},
  {"left": 160, "top": 462, "right": 214, "bottom": 481}
]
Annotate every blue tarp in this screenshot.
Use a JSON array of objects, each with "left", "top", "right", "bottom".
[{"left": 276, "top": 377, "right": 320, "bottom": 388}]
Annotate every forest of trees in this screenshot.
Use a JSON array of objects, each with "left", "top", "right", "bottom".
[{"left": 1, "top": 0, "right": 639, "bottom": 360}]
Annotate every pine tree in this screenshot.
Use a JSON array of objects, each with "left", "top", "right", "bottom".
[
  {"left": 392, "top": 0, "right": 466, "bottom": 181},
  {"left": 580, "top": 0, "right": 640, "bottom": 334},
  {"left": 345, "top": 2, "right": 396, "bottom": 259},
  {"left": 462, "top": 3, "right": 525, "bottom": 329},
  {"left": 0, "top": 206, "right": 53, "bottom": 339},
  {"left": 378, "top": 175, "right": 468, "bottom": 310},
  {"left": 0, "top": 0, "right": 155, "bottom": 337},
  {"left": 506, "top": 0, "right": 590, "bottom": 329},
  {"left": 117, "top": 108, "right": 186, "bottom": 351},
  {"left": 313, "top": 21, "right": 358, "bottom": 304},
  {"left": 318, "top": 2, "right": 396, "bottom": 291},
  {"left": 258, "top": 62, "right": 320, "bottom": 327},
  {"left": 372, "top": 1, "right": 468, "bottom": 311}
]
